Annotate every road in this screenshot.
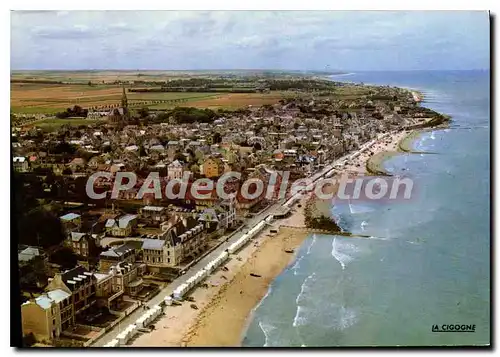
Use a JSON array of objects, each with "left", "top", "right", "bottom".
[{"left": 92, "top": 198, "right": 285, "bottom": 347}]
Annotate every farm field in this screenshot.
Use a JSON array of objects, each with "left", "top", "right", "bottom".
[
  {"left": 11, "top": 82, "right": 292, "bottom": 113},
  {"left": 177, "top": 92, "right": 291, "bottom": 109},
  {"left": 11, "top": 69, "right": 326, "bottom": 84},
  {"left": 11, "top": 70, "right": 208, "bottom": 83}
]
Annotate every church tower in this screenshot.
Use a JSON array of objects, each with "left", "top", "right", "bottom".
[{"left": 121, "top": 85, "right": 128, "bottom": 109}]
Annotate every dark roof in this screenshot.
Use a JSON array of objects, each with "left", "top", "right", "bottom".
[
  {"left": 164, "top": 216, "right": 201, "bottom": 247},
  {"left": 60, "top": 266, "right": 95, "bottom": 291},
  {"left": 100, "top": 242, "right": 137, "bottom": 259}
]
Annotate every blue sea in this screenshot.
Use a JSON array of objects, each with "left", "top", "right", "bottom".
[{"left": 242, "top": 71, "right": 490, "bottom": 347}]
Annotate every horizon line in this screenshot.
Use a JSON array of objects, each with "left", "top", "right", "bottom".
[{"left": 10, "top": 68, "right": 489, "bottom": 72}]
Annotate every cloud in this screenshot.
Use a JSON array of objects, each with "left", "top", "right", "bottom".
[{"left": 10, "top": 10, "right": 490, "bottom": 70}]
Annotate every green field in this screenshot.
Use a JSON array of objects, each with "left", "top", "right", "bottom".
[
  {"left": 11, "top": 106, "right": 70, "bottom": 114},
  {"left": 33, "top": 118, "right": 106, "bottom": 131},
  {"left": 128, "top": 92, "right": 219, "bottom": 101}
]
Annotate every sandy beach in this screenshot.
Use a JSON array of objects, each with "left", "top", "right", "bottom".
[
  {"left": 129, "top": 129, "right": 413, "bottom": 347},
  {"left": 182, "top": 226, "right": 309, "bottom": 346},
  {"left": 344, "top": 130, "right": 410, "bottom": 175}
]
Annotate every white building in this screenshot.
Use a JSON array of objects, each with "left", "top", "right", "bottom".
[{"left": 167, "top": 160, "right": 186, "bottom": 180}]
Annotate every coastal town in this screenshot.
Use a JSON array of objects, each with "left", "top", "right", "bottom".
[{"left": 13, "top": 72, "right": 448, "bottom": 347}]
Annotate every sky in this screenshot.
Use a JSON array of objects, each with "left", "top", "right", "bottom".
[{"left": 10, "top": 10, "right": 490, "bottom": 71}]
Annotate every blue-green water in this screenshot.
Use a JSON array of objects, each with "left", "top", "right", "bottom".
[{"left": 242, "top": 71, "right": 490, "bottom": 346}]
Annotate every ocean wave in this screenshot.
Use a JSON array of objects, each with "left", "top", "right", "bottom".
[
  {"left": 296, "top": 272, "right": 316, "bottom": 305},
  {"left": 292, "top": 304, "right": 359, "bottom": 331},
  {"left": 368, "top": 236, "right": 390, "bottom": 241},
  {"left": 331, "top": 238, "right": 359, "bottom": 270},
  {"left": 258, "top": 320, "right": 294, "bottom": 347},
  {"left": 348, "top": 201, "right": 375, "bottom": 215},
  {"left": 328, "top": 306, "right": 359, "bottom": 331},
  {"left": 293, "top": 306, "right": 307, "bottom": 327},
  {"left": 291, "top": 255, "right": 304, "bottom": 276},
  {"left": 306, "top": 234, "right": 317, "bottom": 254},
  {"left": 258, "top": 321, "right": 275, "bottom": 347}
]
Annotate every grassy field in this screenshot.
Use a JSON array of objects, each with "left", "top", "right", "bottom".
[{"left": 30, "top": 118, "right": 106, "bottom": 131}]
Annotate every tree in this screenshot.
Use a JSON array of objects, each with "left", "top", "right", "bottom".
[
  {"left": 76, "top": 149, "right": 94, "bottom": 162},
  {"left": 19, "top": 256, "right": 50, "bottom": 291},
  {"left": 49, "top": 247, "right": 78, "bottom": 270},
  {"left": 137, "top": 107, "right": 150, "bottom": 119},
  {"left": 189, "top": 163, "right": 200, "bottom": 174},
  {"left": 16, "top": 207, "right": 66, "bottom": 248},
  {"left": 174, "top": 153, "right": 186, "bottom": 162},
  {"left": 213, "top": 132, "right": 222, "bottom": 144}
]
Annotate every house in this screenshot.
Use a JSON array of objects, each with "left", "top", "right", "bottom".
[
  {"left": 201, "top": 156, "right": 224, "bottom": 178},
  {"left": 140, "top": 206, "right": 168, "bottom": 224},
  {"left": 220, "top": 193, "right": 237, "bottom": 229},
  {"left": 99, "top": 242, "right": 137, "bottom": 272},
  {"left": 105, "top": 214, "right": 137, "bottom": 237},
  {"left": 21, "top": 289, "right": 71, "bottom": 342},
  {"left": 18, "top": 246, "right": 44, "bottom": 265},
  {"left": 13, "top": 156, "right": 29, "bottom": 172},
  {"left": 68, "top": 232, "right": 97, "bottom": 258},
  {"left": 167, "top": 160, "right": 186, "bottom": 180},
  {"left": 93, "top": 272, "right": 122, "bottom": 310},
  {"left": 60, "top": 213, "right": 82, "bottom": 233},
  {"left": 108, "top": 262, "right": 144, "bottom": 298},
  {"left": 141, "top": 239, "right": 168, "bottom": 265},
  {"left": 68, "top": 158, "right": 86, "bottom": 172},
  {"left": 197, "top": 208, "right": 220, "bottom": 233}
]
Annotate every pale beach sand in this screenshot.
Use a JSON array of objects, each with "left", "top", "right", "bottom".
[{"left": 344, "top": 130, "right": 410, "bottom": 175}]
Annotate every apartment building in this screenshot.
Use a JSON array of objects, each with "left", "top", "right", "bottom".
[
  {"left": 21, "top": 289, "right": 71, "bottom": 342},
  {"left": 45, "top": 266, "right": 97, "bottom": 327}
]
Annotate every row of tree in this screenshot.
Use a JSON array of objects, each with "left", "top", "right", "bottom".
[
  {"left": 129, "top": 87, "right": 261, "bottom": 93},
  {"left": 55, "top": 105, "right": 88, "bottom": 119}
]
